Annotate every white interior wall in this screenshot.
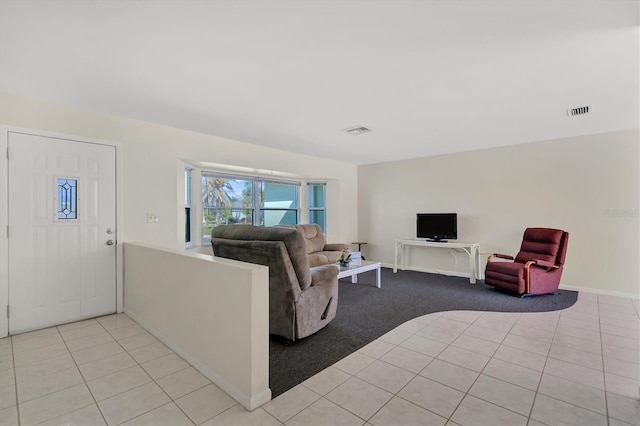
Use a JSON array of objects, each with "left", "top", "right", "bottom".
[
  {"left": 2, "top": 91, "right": 637, "bottom": 300},
  {"left": 0, "top": 93, "right": 359, "bottom": 251},
  {"left": 0, "top": 92, "right": 358, "bottom": 340},
  {"left": 123, "top": 242, "right": 270, "bottom": 410},
  {"left": 358, "top": 129, "right": 639, "bottom": 298}
]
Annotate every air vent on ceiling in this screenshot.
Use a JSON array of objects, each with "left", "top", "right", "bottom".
[
  {"left": 567, "top": 105, "right": 591, "bottom": 117},
  {"left": 344, "top": 126, "right": 372, "bottom": 135}
]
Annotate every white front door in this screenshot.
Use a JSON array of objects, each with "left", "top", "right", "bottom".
[{"left": 8, "top": 132, "right": 117, "bottom": 334}]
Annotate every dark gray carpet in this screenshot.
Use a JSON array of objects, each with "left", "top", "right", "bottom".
[{"left": 269, "top": 267, "right": 578, "bottom": 398}]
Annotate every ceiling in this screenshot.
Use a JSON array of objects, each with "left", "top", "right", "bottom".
[{"left": 0, "top": 0, "right": 638, "bottom": 165}]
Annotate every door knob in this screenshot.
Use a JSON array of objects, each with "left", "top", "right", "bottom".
[
  {"left": 106, "top": 228, "right": 114, "bottom": 234},
  {"left": 106, "top": 240, "right": 115, "bottom": 246}
]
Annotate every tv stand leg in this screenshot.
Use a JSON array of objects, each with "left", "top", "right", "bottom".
[{"left": 469, "top": 245, "right": 478, "bottom": 284}]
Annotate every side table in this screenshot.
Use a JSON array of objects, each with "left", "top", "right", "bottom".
[{"left": 351, "top": 242, "right": 368, "bottom": 260}]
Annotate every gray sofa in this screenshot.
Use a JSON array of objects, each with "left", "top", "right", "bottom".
[
  {"left": 281, "top": 224, "right": 350, "bottom": 267},
  {"left": 211, "top": 224, "right": 339, "bottom": 341}
]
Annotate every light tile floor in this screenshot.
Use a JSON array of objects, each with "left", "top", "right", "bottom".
[{"left": 0, "top": 292, "right": 638, "bottom": 425}]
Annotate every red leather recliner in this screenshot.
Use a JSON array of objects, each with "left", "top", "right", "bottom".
[{"left": 485, "top": 228, "right": 569, "bottom": 296}]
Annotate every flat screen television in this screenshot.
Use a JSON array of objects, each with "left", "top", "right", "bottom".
[{"left": 416, "top": 213, "right": 457, "bottom": 242}]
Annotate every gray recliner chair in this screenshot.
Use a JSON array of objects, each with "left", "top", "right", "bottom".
[{"left": 211, "top": 224, "right": 339, "bottom": 341}]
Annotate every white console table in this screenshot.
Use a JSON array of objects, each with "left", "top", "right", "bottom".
[{"left": 393, "top": 239, "right": 481, "bottom": 284}]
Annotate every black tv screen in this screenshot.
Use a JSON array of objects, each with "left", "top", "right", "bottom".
[{"left": 416, "top": 213, "right": 457, "bottom": 241}]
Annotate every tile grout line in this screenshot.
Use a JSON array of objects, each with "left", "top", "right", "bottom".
[
  {"left": 593, "top": 296, "right": 639, "bottom": 424},
  {"left": 96, "top": 315, "right": 197, "bottom": 425},
  {"left": 380, "top": 310, "right": 540, "bottom": 423},
  {"left": 99, "top": 314, "right": 234, "bottom": 425},
  {"left": 299, "top": 334, "right": 396, "bottom": 424},
  {"left": 526, "top": 308, "right": 562, "bottom": 424},
  {"left": 597, "top": 295, "right": 612, "bottom": 424},
  {"left": 445, "top": 310, "right": 526, "bottom": 423},
  {"left": 418, "top": 312, "right": 510, "bottom": 421},
  {"left": 10, "top": 315, "right": 185, "bottom": 425},
  {"left": 284, "top": 302, "right": 632, "bottom": 420},
  {"left": 10, "top": 335, "right": 20, "bottom": 426},
  {"left": 372, "top": 327, "right": 455, "bottom": 424},
  {"left": 77, "top": 316, "right": 178, "bottom": 425},
  {"left": 417, "top": 314, "right": 474, "bottom": 424},
  {"left": 543, "top": 301, "right": 637, "bottom": 423},
  {"left": 352, "top": 312, "right": 496, "bottom": 424},
  {"left": 7, "top": 298, "right": 637, "bottom": 426},
  {"left": 372, "top": 307, "right": 619, "bottom": 425},
  {"left": 12, "top": 322, "right": 101, "bottom": 425},
  {"left": 55, "top": 320, "right": 109, "bottom": 426}
]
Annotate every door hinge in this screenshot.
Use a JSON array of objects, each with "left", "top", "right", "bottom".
[{"left": 6, "top": 305, "right": 8, "bottom": 319}]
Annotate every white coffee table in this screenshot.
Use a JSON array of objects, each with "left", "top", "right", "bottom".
[{"left": 337, "top": 260, "right": 381, "bottom": 288}]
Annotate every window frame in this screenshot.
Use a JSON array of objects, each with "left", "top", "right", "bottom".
[
  {"left": 184, "top": 168, "right": 195, "bottom": 248},
  {"left": 257, "top": 178, "right": 301, "bottom": 227},
  {"left": 307, "top": 182, "right": 327, "bottom": 233},
  {"left": 56, "top": 176, "right": 79, "bottom": 221},
  {"left": 200, "top": 172, "right": 301, "bottom": 243}
]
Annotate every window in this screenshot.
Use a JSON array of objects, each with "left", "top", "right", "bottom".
[
  {"left": 185, "top": 169, "right": 192, "bottom": 244},
  {"left": 259, "top": 180, "right": 299, "bottom": 226},
  {"left": 201, "top": 173, "right": 300, "bottom": 240},
  {"left": 57, "top": 178, "right": 78, "bottom": 220},
  {"left": 202, "top": 174, "right": 254, "bottom": 240},
  {"left": 308, "top": 182, "right": 326, "bottom": 233}
]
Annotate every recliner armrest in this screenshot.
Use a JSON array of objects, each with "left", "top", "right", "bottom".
[
  {"left": 487, "top": 253, "right": 513, "bottom": 263},
  {"left": 324, "top": 243, "right": 350, "bottom": 251},
  {"left": 530, "top": 259, "right": 559, "bottom": 270},
  {"left": 310, "top": 264, "right": 339, "bottom": 287}
]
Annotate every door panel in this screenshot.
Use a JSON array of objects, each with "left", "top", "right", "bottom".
[{"left": 8, "top": 133, "right": 117, "bottom": 334}]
